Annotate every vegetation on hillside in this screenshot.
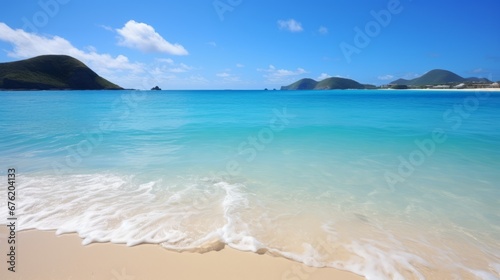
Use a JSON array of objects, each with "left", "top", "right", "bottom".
[
  {"left": 390, "top": 69, "right": 491, "bottom": 86},
  {"left": 0, "top": 55, "right": 123, "bottom": 90},
  {"left": 281, "top": 77, "right": 367, "bottom": 90}
]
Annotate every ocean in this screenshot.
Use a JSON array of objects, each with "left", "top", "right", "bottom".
[{"left": 1, "top": 90, "right": 499, "bottom": 279}]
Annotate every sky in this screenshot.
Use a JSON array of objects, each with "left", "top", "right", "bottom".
[{"left": 0, "top": 0, "right": 499, "bottom": 90}]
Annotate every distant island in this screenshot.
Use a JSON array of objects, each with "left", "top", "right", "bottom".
[
  {"left": 1, "top": 57, "right": 497, "bottom": 92},
  {"left": 0, "top": 55, "right": 123, "bottom": 90},
  {"left": 281, "top": 77, "right": 375, "bottom": 90},
  {"left": 282, "top": 69, "right": 498, "bottom": 90},
  {"left": 388, "top": 69, "right": 494, "bottom": 89}
]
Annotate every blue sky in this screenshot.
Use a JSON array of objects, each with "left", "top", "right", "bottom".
[{"left": 1, "top": 0, "right": 499, "bottom": 89}]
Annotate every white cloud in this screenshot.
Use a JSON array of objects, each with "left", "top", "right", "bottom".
[
  {"left": 278, "top": 19, "right": 303, "bottom": 32},
  {"left": 217, "top": 72, "right": 231, "bottom": 78},
  {"left": 169, "top": 63, "right": 192, "bottom": 73},
  {"left": 236, "top": 63, "right": 245, "bottom": 68},
  {"left": 0, "top": 22, "right": 210, "bottom": 89},
  {"left": 378, "top": 75, "right": 395, "bottom": 81},
  {"left": 318, "top": 26, "right": 328, "bottom": 35},
  {"left": 318, "top": 73, "right": 332, "bottom": 80},
  {"left": 156, "top": 58, "right": 174, "bottom": 64},
  {"left": 259, "top": 65, "right": 307, "bottom": 83},
  {"left": 146, "top": 61, "right": 206, "bottom": 89},
  {"left": 100, "top": 25, "right": 114, "bottom": 32},
  {"left": 116, "top": 20, "right": 188, "bottom": 55},
  {"left": 207, "top": 41, "right": 217, "bottom": 47},
  {"left": 85, "top": 45, "right": 97, "bottom": 53},
  {"left": 153, "top": 59, "right": 193, "bottom": 74},
  {"left": 216, "top": 72, "right": 241, "bottom": 83},
  {"left": 0, "top": 22, "right": 143, "bottom": 78},
  {"left": 143, "top": 72, "right": 211, "bottom": 90}
]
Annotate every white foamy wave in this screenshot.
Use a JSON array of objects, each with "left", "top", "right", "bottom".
[
  {"left": 4, "top": 174, "right": 259, "bottom": 250},
  {"left": 159, "top": 180, "right": 267, "bottom": 253},
  {"left": 1, "top": 173, "right": 272, "bottom": 254},
  {"left": 335, "top": 241, "right": 428, "bottom": 280},
  {"left": 1, "top": 173, "right": 498, "bottom": 279},
  {"left": 318, "top": 218, "right": 500, "bottom": 280},
  {"left": 217, "top": 181, "right": 267, "bottom": 252}
]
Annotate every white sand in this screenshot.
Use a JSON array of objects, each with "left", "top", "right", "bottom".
[{"left": 0, "top": 228, "right": 363, "bottom": 280}]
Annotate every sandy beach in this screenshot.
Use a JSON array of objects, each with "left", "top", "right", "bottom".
[
  {"left": 0, "top": 228, "right": 363, "bottom": 280},
  {"left": 404, "top": 88, "right": 500, "bottom": 92}
]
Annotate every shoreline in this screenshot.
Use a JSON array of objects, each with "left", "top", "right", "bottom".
[
  {"left": 0, "top": 228, "right": 363, "bottom": 280},
  {"left": 399, "top": 88, "right": 500, "bottom": 92},
  {"left": 1, "top": 88, "right": 499, "bottom": 92}
]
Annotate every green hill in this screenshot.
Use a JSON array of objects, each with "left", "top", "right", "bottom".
[
  {"left": 0, "top": 55, "right": 123, "bottom": 90},
  {"left": 280, "top": 78, "right": 318, "bottom": 90},
  {"left": 391, "top": 78, "right": 411, "bottom": 85},
  {"left": 390, "top": 69, "right": 490, "bottom": 86},
  {"left": 316, "top": 77, "right": 365, "bottom": 90},
  {"left": 281, "top": 77, "right": 366, "bottom": 90}
]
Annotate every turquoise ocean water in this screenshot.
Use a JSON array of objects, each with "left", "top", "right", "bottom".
[{"left": 0, "top": 90, "right": 499, "bottom": 279}]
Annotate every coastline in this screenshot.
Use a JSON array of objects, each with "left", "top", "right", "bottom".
[
  {"left": 0, "top": 228, "right": 363, "bottom": 280},
  {"left": 403, "top": 88, "right": 500, "bottom": 92},
  {"left": 1, "top": 88, "right": 499, "bottom": 92}
]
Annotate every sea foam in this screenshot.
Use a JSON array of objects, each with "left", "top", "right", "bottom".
[{"left": 1, "top": 172, "right": 497, "bottom": 279}]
